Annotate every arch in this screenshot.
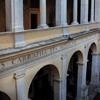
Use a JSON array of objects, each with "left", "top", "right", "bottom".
[
  {"left": 67, "top": 50, "right": 83, "bottom": 99},
  {"left": 68, "top": 50, "right": 83, "bottom": 66},
  {"left": 89, "top": 43, "right": 97, "bottom": 54},
  {"left": 28, "top": 64, "right": 60, "bottom": 100},
  {"left": 0, "top": 91, "right": 11, "bottom": 100},
  {"left": 86, "top": 42, "right": 97, "bottom": 85}
]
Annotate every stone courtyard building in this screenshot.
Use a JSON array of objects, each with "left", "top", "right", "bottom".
[{"left": 0, "top": 0, "right": 100, "bottom": 100}]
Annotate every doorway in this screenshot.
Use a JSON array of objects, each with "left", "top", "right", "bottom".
[{"left": 31, "top": 14, "right": 38, "bottom": 29}]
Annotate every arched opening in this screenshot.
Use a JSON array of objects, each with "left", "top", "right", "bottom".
[
  {"left": 28, "top": 64, "right": 60, "bottom": 100},
  {"left": 67, "top": 51, "right": 83, "bottom": 100},
  {"left": 47, "top": 0, "right": 55, "bottom": 27},
  {"left": 0, "top": 91, "right": 11, "bottom": 100},
  {"left": 67, "top": 53, "right": 78, "bottom": 99},
  {"left": 67, "top": 0, "right": 73, "bottom": 25},
  {"left": 86, "top": 43, "right": 97, "bottom": 85},
  {"left": 0, "top": 0, "right": 6, "bottom": 32},
  {"left": 86, "top": 48, "right": 92, "bottom": 85}
]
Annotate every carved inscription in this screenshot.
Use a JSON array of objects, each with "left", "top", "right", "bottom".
[
  {"left": 0, "top": 34, "right": 98, "bottom": 72},
  {"left": 0, "top": 47, "right": 59, "bottom": 71}
]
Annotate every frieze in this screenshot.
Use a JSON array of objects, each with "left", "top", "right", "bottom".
[{"left": 0, "top": 34, "right": 98, "bottom": 72}]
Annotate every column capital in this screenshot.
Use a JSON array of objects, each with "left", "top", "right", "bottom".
[
  {"left": 61, "top": 55, "right": 67, "bottom": 60},
  {"left": 91, "top": 53, "right": 100, "bottom": 55},
  {"left": 14, "top": 69, "right": 25, "bottom": 79}
]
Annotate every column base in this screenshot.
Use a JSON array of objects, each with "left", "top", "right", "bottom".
[
  {"left": 15, "top": 33, "right": 26, "bottom": 47},
  {"left": 71, "top": 21, "right": 79, "bottom": 25},
  {"left": 90, "top": 20, "right": 95, "bottom": 23},
  {"left": 38, "top": 24, "right": 49, "bottom": 29},
  {"left": 12, "top": 26, "right": 24, "bottom": 32},
  {"left": 61, "top": 23, "right": 68, "bottom": 27},
  {"left": 85, "top": 25, "right": 89, "bottom": 32}
]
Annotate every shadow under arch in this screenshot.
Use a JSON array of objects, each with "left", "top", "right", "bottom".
[
  {"left": 0, "top": 91, "right": 11, "bottom": 100},
  {"left": 67, "top": 50, "right": 83, "bottom": 100},
  {"left": 28, "top": 64, "right": 60, "bottom": 100}
]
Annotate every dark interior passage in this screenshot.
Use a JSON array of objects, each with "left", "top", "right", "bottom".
[
  {"left": 67, "top": 53, "right": 78, "bottom": 100},
  {"left": 86, "top": 48, "right": 92, "bottom": 85},
  {"left": 28, "top": 65, "right": 59, "bottom": 100},
  {"left": 0, "top": 91, "right": 11, "bottom": 100}
]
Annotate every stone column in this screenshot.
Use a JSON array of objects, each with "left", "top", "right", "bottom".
[
  {"left": 14, "top": 70, "right": 26, "bottom": 100},
  {"left": 95, "top": 0, "right": 100, "bottom": 22},
  {"left": 80, "top": 0, "right": 89, "bottom": 24},
  {"left": 61, "top": 55, "right": 67, "bottom": 100},
  {"left": 56, "top": 0, "right": 67, "bottom": 26},
  {"left": 5, "top": 0, "right": 25, "bottom": 47},
  {"left": 90, "top": 0, "right": 95, "bottom": 23},
  {"left": 38, "top": 0, "right": 48, "bottom": 28},
  {"left": 53, "top": 79, "right": 61, "bottom": 100},
  {"left": 5, "top": 0, "right": 24, "bottom": 32},
  {"left": 76, "top": 62, "right": 88, "bottom": 100},
  {"left": 91, "top": 53, "right": 99, "bottom": 85},
  {"left": 71, "top": 0, "right": 79, "bottom": 25}
]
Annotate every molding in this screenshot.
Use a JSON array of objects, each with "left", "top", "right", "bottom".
[
  {"left": 14, "top": 69, "right": 25, "bottom": 79},
  {"left": 0, "top": 32, "right": 99, "bottom": 77}
]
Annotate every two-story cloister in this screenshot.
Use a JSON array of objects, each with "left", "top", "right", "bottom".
[{"left": 0, "top": 0, "right": 100, "bottom": 100}]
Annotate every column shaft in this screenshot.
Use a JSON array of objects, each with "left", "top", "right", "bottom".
[
  {"left": 91, "top": 54, "right": 99, "bottom": 85},
  {"left": 77, "top": 62, "right": 88, "bottom": 100},
  {"left": 54, "top": 79, "right": 61, "bottom": 100},
  {"left": 56, "top": 0, "right": 67, "bottom": 26},
  {"left": 39, "top": 0, "right": 48, "bottom": 28},
  {"left": 95, "top": 0, "right": 100, "bottom": 22},
  {"left": 81, "top": 0, "right": 89, "bottom": 24},
  {"left": 5, "top": 0, "right": 24, "bottom": 31},
  {"left": 71, "top": 0, "right": 79, "bottom": 25},
  {"left": 90, "top": 0, "right": 95, "bottom": 23}
]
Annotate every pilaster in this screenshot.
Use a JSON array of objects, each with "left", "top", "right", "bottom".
[
  {"left": 14, "top": 69, "right": 26, "bottom": 100},
  {"left": 5, "top": 0, "right": 24, "bottom": 32},
  {"left": 61, "top": 55, "right": 67, "bottom": 100},
  {"left": 53, "top": 78, "right": 61, "bottom": 100}
]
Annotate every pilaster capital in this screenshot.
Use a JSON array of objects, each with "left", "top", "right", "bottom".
[
  {"left": 53, "top": 78, "right": 62, "bottom": 82},
  {"left": 61, "top": 54, "right": 67, "bottom": 60},
  {"left": 91, "top": 53, "right": 99, "bottom": 55},
  {"left": 14, "top": 69, "right": 25, "bottom": 79}
]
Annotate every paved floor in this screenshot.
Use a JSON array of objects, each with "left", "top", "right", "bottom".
[{"left": 93, "top": 92, "right": 100, "bottom": 100}]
